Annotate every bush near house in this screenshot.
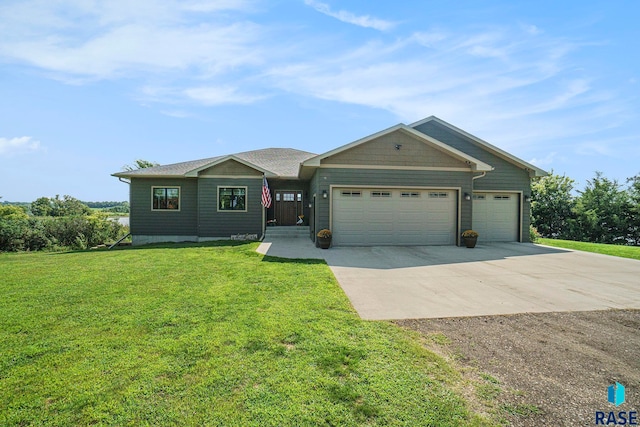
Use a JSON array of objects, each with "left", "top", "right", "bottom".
[{"left": 0, "top": 199, "right": 128, "bottom": 252}]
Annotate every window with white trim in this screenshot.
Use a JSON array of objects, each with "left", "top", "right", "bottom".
[
  {"left": 152, "top": 187, "right": 180, "bottom": 210},
  {"left": 219, "top": 187, "right": 247, "bottom": 211}
]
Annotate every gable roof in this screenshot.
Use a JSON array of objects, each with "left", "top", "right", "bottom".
[
  {"left": 301, "top": 124, "right": 493, "bottom": 172},
  {"left": 113, "top": 148, "right": 317, "bottom": 179},
  {"left": 410, "top": 116, "right": 548, "bottom": 177}
]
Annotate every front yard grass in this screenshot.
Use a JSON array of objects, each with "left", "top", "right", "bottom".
[
  {"left": 538, "top": 238, "right": 640, "bottom": 260},
  {"left": 0, "top": 242, "right": 492, "bottom": 426}
]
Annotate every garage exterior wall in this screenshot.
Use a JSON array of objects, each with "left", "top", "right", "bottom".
[
  {"left": 413, "top": 121, "right": 532, "bottom": 242},
  {"left": 312, "top": 168, "right": 473, "bottom": 245},
  {"left": 322, "top": 130, "right": 468, "bottom": 168}
]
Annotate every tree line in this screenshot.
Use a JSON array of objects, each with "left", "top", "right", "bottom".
[
  {"left": 0, "top": 196, "right": 128, "bottom": 252},
  {"left": 3, "top": 197, "right": 130, "bottom": 214},
  {"left": 531, "top": 171, "right": 640, "bottom": 245}
]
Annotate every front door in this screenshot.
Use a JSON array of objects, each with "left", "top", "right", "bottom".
[{"left": 274, "top": 190, "right": 303, "bottom": 226}]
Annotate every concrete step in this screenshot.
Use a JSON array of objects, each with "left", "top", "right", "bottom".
[{"left": 264, "top": 226, "right": 310, "bottom": 238}]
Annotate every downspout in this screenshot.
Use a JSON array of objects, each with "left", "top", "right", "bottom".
[
  {"left": 466, "top": 171, "right": 487, "bottom": 245},
  {"left": 471, "top": 171, "right": 486, "bottom": 182},
  {"left": 118, "top": 177, "right": 130, "bottom": 185}
]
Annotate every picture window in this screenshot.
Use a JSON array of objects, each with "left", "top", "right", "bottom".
[
  {"left": 219, "top": 187, "right": 247, "bottom": 211},
  {"left": 152, "top": 187, "right": 180, "bottom": 210}
]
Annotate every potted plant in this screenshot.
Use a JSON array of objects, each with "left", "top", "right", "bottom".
[
  {"left": 317, "top": 229, "right": 332, "bottom": 249},
  {"left": 461, "top": 230, "right": 479, "bottom": 248}
]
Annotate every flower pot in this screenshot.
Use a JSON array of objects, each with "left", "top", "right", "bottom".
[
  {"left": 317, "top": 236, "right": 332, "bottom": 249},
  {"left": 464, "top": 236, "right": 477, "bottom": 248}
]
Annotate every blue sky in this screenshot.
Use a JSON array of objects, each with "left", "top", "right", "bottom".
[{"left": 1, "top": 0, "right": 638, "bottom": 202}]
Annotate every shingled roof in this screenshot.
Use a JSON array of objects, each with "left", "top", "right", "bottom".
[{"left": 113, "top": 148, "right": 317, "bottom": 179}]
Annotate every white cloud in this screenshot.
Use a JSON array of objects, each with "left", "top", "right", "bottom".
[
  {"left": 183, "top": 86, "right": 265, "bottom": 105},
  {"left": 304, "top": 0, "right": 395, "bottom": 31},
  {"left": 1, "top": 23, "right": 264, "bottom": 81},
  {"left": 0, "top": 136, "right": 41, "bottom": 156},
  {"left": 0, "top": 1, "right": 264, "bottom": 81},
  {"left": 529, "top": 152, "right": 557, "bottom": 167},
  {"left": 266, "top": 24, "right": 620, "bottom": 155},
  {"left": 0, "top": 0, "right": 630, "bottom": 163}
]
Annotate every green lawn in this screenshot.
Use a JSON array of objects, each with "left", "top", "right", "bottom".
[
  {"left": 0, "top": 242, "right": 492, "bottom": 426},
  {"left": 538, "top": 238, "right": 640, "bottom": 260}
]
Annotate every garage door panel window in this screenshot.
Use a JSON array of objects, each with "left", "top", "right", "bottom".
[
  {"left": 429, "top": 192, "right": 449, "bottom": 198},
  {"left": 371, "top": 191, "right": 391, "bottom": 197},
  {"left": 401, "top": 192, "right": 420, "bottom": 198}
]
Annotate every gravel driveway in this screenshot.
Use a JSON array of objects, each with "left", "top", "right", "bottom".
[{"left": 397, "top": 309, "right": 640, "bottom": 427}]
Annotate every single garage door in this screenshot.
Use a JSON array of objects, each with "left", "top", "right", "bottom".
[
  {"left": 332, "top": 188, "right": 457, "bottom": 246},
  {"left": 472, "top": 193, "right": 519, "bottom": 242}
]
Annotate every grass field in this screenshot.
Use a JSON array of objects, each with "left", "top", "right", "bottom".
[
  {"left": 538, "top": 238, "right": 640, "bottom": 260},
  {"left": 0, "top": 242, "right": 492, "bottom": 426}
]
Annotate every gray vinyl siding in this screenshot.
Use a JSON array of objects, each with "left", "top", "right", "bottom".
[
  {"left": 197, "top": 178, "right": 262, "bottom": 237},
  {"left": 414, "top": 121, "right": 532, "bottom": 242},
  {"left": 313, "top": 168, "right": 473, "bottom": 243},
  {"left": 130, "top": 178, "right": 198, "bottom": 235}
]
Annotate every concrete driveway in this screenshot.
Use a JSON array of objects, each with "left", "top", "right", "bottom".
[{"left": 257, "top": 240, "right": 640, "bottom": 320}]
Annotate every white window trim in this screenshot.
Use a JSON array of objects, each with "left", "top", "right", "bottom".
[
  {"left": 151, "top": 186, "right": 181, "bottom": 212},
  {"left": 217, "top": 185, "right": 248, "bottom": 212}
]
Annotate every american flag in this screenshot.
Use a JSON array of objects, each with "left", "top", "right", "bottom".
[{"left": 261, "top": 176, "right": 272, "bottom": 208}]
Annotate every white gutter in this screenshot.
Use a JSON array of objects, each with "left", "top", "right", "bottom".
[{"left": 472, "top": 172, "right": 486, "bottom": 181}]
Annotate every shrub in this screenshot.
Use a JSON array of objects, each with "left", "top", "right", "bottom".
[
  {"left": 43, "top": 214, "right": 127, "bottom": 248},
  {"left": 529, "top": 225, "right": 540, "bottom": 243},
  {"left": 0, "top": 218, "right": 28, "bottom": 251}
]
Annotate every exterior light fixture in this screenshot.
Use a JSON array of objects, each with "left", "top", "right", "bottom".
[
  {"left": 322, "top": 190, "right": 328, "bottom": 199},
  {"left": 464, "top": 193, "right": 471, "bottom": 201},
  {"left": 395, "top": 144, "right": 402, "bottom": 150},
  {"left": 524, "top": 195, "right": 532, "bottom": 203}
]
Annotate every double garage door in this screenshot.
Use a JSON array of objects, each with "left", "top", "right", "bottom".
[{"left": 332, "top": 188, "right": 457, "bottom": 246}]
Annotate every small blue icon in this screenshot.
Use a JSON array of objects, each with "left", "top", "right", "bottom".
[{"left": 608, "top": 382, "right": 625, "bottom": 407}]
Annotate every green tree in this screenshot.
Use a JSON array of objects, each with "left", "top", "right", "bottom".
[
  {"left": 31, "top": 195, "right": 91, "bottom": 217},
  {"left": 573, "top": 172, "right": 631, "bottom": 244},
  {"left": 31, "top": 197, "right": 53, "bottom": 216},
  {"left": 531, "top": 172, "right": 576, "bottom": 238},
  {"left": 0, "top": 205, "right": 29, "bottom": 221},
  {"left": 626, "top": 173, "right": 640, "bottom": 245},
  {"left": 123, "top": 159, "right": 159, "bottom": 171}
]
